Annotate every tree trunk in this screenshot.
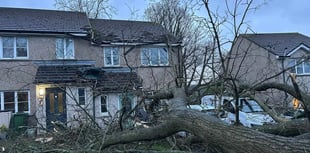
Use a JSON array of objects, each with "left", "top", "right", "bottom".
[
  {"left": 254, "top": 118, "right": 310, "bottom": 136},
  {"left": 101, "top": 88, "right": 310, "bottom": 152},
  {"left": 102, "top": 109, "right": 310, "bottom": 153}
]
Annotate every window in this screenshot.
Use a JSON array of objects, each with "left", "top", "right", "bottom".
[
  {"left": 78, "top": 88, "right": 85, "bottom": 105},
  {"left": 119, "top": 94, "right": 134, "bottom": 113},
  {"left": 4, "top": 92, "right": 14, "bottom": 112},
  {"left": 56, "top": 38, "right": 74, "bottom": 59},
  {"left": 104, "top": 47, "right": 120, "bottom": 66},
  {"left": 101, "top": 95, "right": 108, "bottom": 115},
  {"left": 17, "top": 92, "right": 29, "bottom": 112},
  {"left": 141, "top": 47, "right": 168, "bottom": 66},
  {"left": 0, "top": 91, "right": 30, "bottom": 113},
  {"left": 1, "top": 37, "right": 28, "bottom": 59},
  {"left": 239, "top": 99, "right": 263, "bottom": 113},
  {"left": 289, "top": 59, "right": 310, "bottom": 75}
]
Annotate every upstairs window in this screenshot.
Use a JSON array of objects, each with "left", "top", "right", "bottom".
[
  {"left": 1, "top": 37, "right": 28, "bottom": 59},
  {"left": 104, "top": 47, "right": 120, "bottom": 66},
  {"left": 289, "top": 59, "right": 310, "bottom": 75},
  {"left": 56, "top": 38, "right": 74, "bottom": 59},
  {"left": 141, "top": 47, "right": 168, "bottom": 66},
  {"left": 0, "top": 91, "right": 30, "bottom": 113}
]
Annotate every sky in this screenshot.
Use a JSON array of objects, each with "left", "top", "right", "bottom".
[{"left": 0, "top": 0, "right": 309, "bottom": 36}]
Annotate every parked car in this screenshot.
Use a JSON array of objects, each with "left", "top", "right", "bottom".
[
  {"left": 200, "top": 95, "right": 275, "bottom": 127},
  {"left": 222, "top": 98, "right": 275, "bottom": 127}
]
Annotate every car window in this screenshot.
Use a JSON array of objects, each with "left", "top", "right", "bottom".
[
  {"left": 223, "top": 99, "right": 235, "bottom": 113},
  {"left": 240, "top": 99, "right": 263, "bottom": 113}
]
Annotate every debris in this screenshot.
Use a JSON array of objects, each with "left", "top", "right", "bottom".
[{"left": 35, "top": 137, "right": 53, "bottom": 143}]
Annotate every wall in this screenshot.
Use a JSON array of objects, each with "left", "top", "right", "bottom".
[
  {"left": 228, "top": 37, "right": 282, "bottom": 84},
  {"left": 227, "top": 37, "right": 288, "bottom": 108},
  {"left": 66, "top": 87, "right": 94, "bottom": 128},
  {"left": 94, "top": 93, "right": 121, "bottom": 128},
  {"left": 0, "top": 111, "right": 12, "bottom": 128},
  {"left": 1, "top": 33, "right": 179, "bottom": 130},
  {"left": 121, "top": 45, "right": 179, "bottom": 91},
  {"left": 75, "top": 41, "right": 178, "bottom": 91}
]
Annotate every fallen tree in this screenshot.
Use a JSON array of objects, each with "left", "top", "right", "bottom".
[
  {"left": 254, "top": 118, "right": 310, "bottom": 136},
  {"left": 101, "top": 88, "right": 310, "bottom": 153}
]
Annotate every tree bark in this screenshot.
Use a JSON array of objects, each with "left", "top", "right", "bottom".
[
  {"left": 101, "top": 87, "right": 310, "bottom": 152},
  {"left": 254, "top": 118, "right": 310, "bottom": 136},
  {"left": 102, "top": 109, "right": 310, "bottom": 153},
  {"left": 253, "top": 82, "right": 310, "bottom": 111}
]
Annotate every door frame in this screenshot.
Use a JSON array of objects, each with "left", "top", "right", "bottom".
[{"left": 45, "top": 87, "right": 67, "bottom": 129}]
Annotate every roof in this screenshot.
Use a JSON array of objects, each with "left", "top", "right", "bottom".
[
  {"left": 34, "top": 65, "right": 92, "bottom": 84},
  {"left": 0, "top": 7, "right": 90, "bottom": 34},
  {"left": 90, "top": 19, "right": 178, "bottom": 44},
  {"left": 93, "top": 70, "right": 142, "bottom": 93},
  {"left": 240, "top": 33, "right": 310, "bottom": 56},
  {"left": 34, "top": 65, "right": 142, "bottom": 93}
]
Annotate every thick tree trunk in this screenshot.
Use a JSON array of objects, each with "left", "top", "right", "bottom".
[
  {"left": 254, "top": 118, "right": 310, "bottom": 136},
  {"left": 102, "top": 109, "right": 310, "bottom": 153},
  {"left": 253, "top": 83, "right": 310, "bottom": 114},
  {"left": 101, "top": 88, "right": 310, "bottom": 152}
]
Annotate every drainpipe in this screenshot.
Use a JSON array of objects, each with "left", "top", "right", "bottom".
[
  {"left": 93, "top": 92, "right": 96, "bottom": 120},
  {"left": 92, "top": 80, "right": 98, "bottom": 125},
  {"left": 280, "top": 56, "right": 288, "bottom": 108}
]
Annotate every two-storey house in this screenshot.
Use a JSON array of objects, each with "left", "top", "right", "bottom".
[
  {"left": 227, "top": 33, "right": 310, "bottom": 110},
  {"left": 0, "top": 7, "right": 181, "bottom": 129}
]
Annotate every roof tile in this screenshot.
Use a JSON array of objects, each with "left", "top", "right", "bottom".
[
  {"left": 90, "top": 19, "right": 178, "bottom": 44},
  {"left": 34, "top": 65, "right": 142, "bottom": 93},
  {"left": 0, "top": 7, "right": 90, "bottom": 33},
  {"left": 241, "top": 33, "right": 310, "bottom": 56}
]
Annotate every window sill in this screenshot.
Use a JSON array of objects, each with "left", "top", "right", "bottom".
[
  {"left": 295, "top": 73, "right": 310, "bottom": 76},
  {"left": 140, "top": 65, "right": 171, "bottom": 68},
  {"left": 55, "top": 59, "right": 76, "bottom": 60},
  {"left": 0, "top": 59, "right": 30, "bottom": 61},
  {"left": 101, "top": 113, "right": 109, "bottom": 117},
  {"left": 103, "top": 65, "right": 122, "bottom": 68}
]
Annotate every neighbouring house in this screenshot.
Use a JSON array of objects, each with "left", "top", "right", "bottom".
[
  {"left": 0, "top": 7, "right": 181, "bottom": 130},
  {"left": 227, "top": 33, "right": 310, "bottom": 110}
]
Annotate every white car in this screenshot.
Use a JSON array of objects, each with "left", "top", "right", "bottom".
[{"left": 224, "top": 99, "right": 275, "bottom": 127}]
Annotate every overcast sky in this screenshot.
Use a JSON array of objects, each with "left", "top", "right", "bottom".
[{"left": 0, "top": 0, "right": 309, "bottom": 36}]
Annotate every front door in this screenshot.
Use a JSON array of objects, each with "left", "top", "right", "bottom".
[{"left": 46, "top": 88, "right": 67, "bottom": 130}]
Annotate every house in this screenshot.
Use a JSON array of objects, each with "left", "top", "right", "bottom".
[
  {"left": 0, "top": 7, "right": 181, "bottom": 130},
  {"left": 227, "top": 33, "right": 310, "bottom": 110}
]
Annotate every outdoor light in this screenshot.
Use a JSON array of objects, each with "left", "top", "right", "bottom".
[
  {"left": 38, "top": 88, "right": 45, "bottom": 105},
  {"left": 39, "top": 88, "right": 44, "bottom": 96}
]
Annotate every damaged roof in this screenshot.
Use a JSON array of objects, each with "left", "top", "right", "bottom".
[
  {"left": 34, "top": 65, "right": 142, "bottom": 93},
  {"left": 90, "top": 19, "right": 178, "bottom": 44},
  {"left": 0, "top": 7, "right": 179, "bottom": 44},
  {"left": 0, "top": 7, "right": 90, "bottom": 34},
  {"left": 240, "top": 33, "right": 310, "bottom": 56}
]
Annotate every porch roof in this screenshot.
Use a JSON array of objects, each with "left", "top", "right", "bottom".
[
  {"left": 34, "top": 65, "right": 91, "bottom": 84},
  {"left": 34, "top": 65, "right": 142, "bottom": 93}
]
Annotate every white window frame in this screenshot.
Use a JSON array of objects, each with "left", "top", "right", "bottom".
[
  {"left": 56, "top": 38, "right": 75, "bottom": 59},
  {"left": 100, "top": 95, "right": 109, "bottom": 116},
  {"left": 104, "top": 47, "right": 120, "bottom": 67},
  {"left": 0, "top": 36, "right": 29, "bottom": 59},
  {"left": 0, "top": 91, "right": 30, "bottom": 113},
  {"left": 78, "top": 88, "right": 86, "bottom": 106},
  {"left": 141, "top": 47, "right": 169, "bottom": 66},
  {"left": 290, "top": 59, "right": 310, "bottom": 75}
]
